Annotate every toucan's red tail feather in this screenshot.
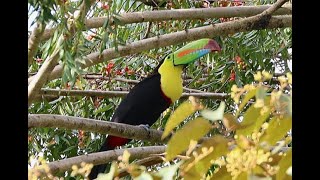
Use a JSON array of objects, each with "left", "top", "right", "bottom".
[
  {"left": 105, "top": 135, "right": 130, "bottom": 149},
  {"left": 89, "top": 136, "right": 131, "bottom": 179}
]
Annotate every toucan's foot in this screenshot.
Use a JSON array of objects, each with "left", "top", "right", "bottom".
[{"left": 138, "top": 124, "right": 150, "bottom": 131}]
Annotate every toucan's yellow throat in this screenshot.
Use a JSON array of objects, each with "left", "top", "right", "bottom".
[{"left": 158, "top": 59, "right": 184, "bottom": 102}]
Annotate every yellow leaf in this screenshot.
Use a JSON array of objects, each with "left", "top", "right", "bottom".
[
  {"left": 249, "top": 174, "right": 272, "bottom": 180},
  {"left": 133, "top": 172, "right": 153, "bottom": 180},
  {"left": 222, "top": 113, "right": 241, "bottom": 131},
  {"left": 236, "top": 108, "right": 270, "bottom": 136},
  {"left": 201, "top": 102, "right": 226, "bottom": 122},
  {"left": 166, "top": 117, "right": 212, "bottom": 161},
  {"left": 153, "top": 161, "right": 182, "bottom": 180},
  {"left": 276, "top": 149, "right": 292, "bottom": 180},
  {"left": 75, "top": 78, "right": 83, "bottom": 90},
  {"left": 236, "top": 135, "right": 255, "bottom": 150},
  {"left": 209, "top": 166, "right": 232, "bottom": 180},
  {"left": 260, "top": 117, "right": 292, "bottom": 146},
  {"left": 121, "top": 150, "right": 131, "bottom": 163},
  {"left": 162, "top": 100, "right": 196, "bottom": 139},
  {"left": 252, "top": 166, "right": 266, "bottom": 177},
  {"left": 96, "top": 162, "right": 118, "bottom": 180},
  {"left": 181, "top": 136, "right": 229, "bottom": 180},
  {"left": 276, "top": 94, "right": 292, "bottom": 118},
  {"left": 236, "top": 89, "right": 257, "bottom": 117},
  {"left": 237, "top": 172, "right": 248, "bottom": 180}
]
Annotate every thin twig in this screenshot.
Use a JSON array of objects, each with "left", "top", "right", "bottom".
[
  {"left": 28, "top": 22, "right": 45, "bottom": 66},
  {"left": 143, "top": 21, "right": 152, "bottom": 39}
]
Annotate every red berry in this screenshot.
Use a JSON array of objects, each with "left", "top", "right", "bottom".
[
  {"left": 125, "top": 66, "right": 129, "bottom": 72},
  {"left": 101, "top": 3, "right": 109, "bottom": 10},
  {"left": 233, "top": 0, "right": 243, "bottom": 6},
  {"left": 105, "top": 62, "right": 115, "bottom": 74},
  {"left": 234, "top": 56, "right": 242, "bottom": 64},
  {"left": 87, "top": 35, "right": 93, "bottom": 40},
  {"left": 116, "top": 69, "right": 123, "bottom": 75},
  {"left": 36, "top": 58, "right": 43, "bottom": 63},
  {"left": 126, "top": 69, "right": 135, "bottom": 75},
  {"left": 107, "top": 62, "right": 114, "bottom": 69},
  {"left": 28, "top": 136, "right": 32, "bottom": 142},
  {"left": 65, "top": 82, "right": 71, "bottom": 89},
  {"left": 219, "top": 0, "right": 229, "bottom": 7},
  {"left": 230, "top": 72, "right": 236, "bottom": 81}
]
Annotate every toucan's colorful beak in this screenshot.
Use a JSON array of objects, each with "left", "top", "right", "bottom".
[{"left": 172, "top": 38, "right": 221, "bottom": 66}]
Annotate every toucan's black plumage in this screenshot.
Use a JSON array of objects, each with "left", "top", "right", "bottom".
[
  {"left": 89, "top": 65, "right": 171, "bottom": 180},
  {"left": 88, "top": 39, "right": 221, "bottom": 179}
]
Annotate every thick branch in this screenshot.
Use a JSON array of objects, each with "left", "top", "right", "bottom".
[
  {"left": 45, "top": 146, "right": 166, "bottom": 174},
  {"left": 39, "top": 89, "right": 228, "bottom": 99},
  {"left": 28, "top": 0, "right": 95, "bottom": 107},
  {"left": 28, "top": 22, "right": 45, "bottom": 66},
  {"left": 40, "top": 5, "right": 291, "bottom": 41},
  {"left": 28, "top": 114, "right": 165, "bottom": 143},
  {"left": 29, "top": 15, "right": 291, "bottom": 84}
]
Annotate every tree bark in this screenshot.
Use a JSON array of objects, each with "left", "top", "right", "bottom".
[
  {"left": 44, "top": 146, "right": 166, "bottom": 174},
  {"left": 28, "top": 114, "right": 165, "bottom": 143}
]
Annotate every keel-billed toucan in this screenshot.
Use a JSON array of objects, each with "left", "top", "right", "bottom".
[{"left": 89, "top": 38, "right": 221, "bottom": 179}]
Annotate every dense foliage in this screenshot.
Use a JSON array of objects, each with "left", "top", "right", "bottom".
[{"left": 28, "top": 0, "right": 291, "bottom": 179}]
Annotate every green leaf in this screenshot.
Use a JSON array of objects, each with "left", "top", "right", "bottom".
[
  {"left": 276, "top": 149, "right": 292, "bottom": 180},
  {"left": 54, "top": 135, "right": 60, "bottom": 144},
  {"left": 182, "top": 136, "right": 229, "bottom": 180},
  {"left": 94, "top": 104, "right": 113, "bottom": 115},
  {"left": 60, "top": 136, "right": 70, "bottom": 146},
  {"left": 260, "top": 116, "right": 292, "bottom": 146},
  {"left": 200, "top": 101, "right": 226, "bottom": 122},
  {"left": 166, "top": 117, "right": 212, "bottom": 161},
  {"left": 162, "top": 100, "right": 196, "bottom": 139},
  {"left": 62, "top": 145, "right": 76, "bottom": 153}
]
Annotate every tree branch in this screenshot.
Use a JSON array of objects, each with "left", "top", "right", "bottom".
[
  {"left": 118, "top": 156, "right": 164, "bottom": 178},
  {"left": 44, "top": 146, "right": 166, "bottom": 174},
  {"left": 28, "top": 0, "right": 95, "bottom": 107},
  {"left": 81, "top": 75, "right": 209, "bottom": 93},
  {"left": 28, "top": 14, "right": 291, "bottom": 84},
  {"left": 28, "top": 22, "right": 45, "bottom": 66},
  {"left": 39, "top": 89, "right": 229, "bottom": 99},
  {"left": 40, "top": 5, "right": 291, "bottom": 41},
  {"left": 28, "top": 114, "right": 165, "bottom": 143},
  {"left": 261, "top": 0, "right": 289, "bottom": 16}
]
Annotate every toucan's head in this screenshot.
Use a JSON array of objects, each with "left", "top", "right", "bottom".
[{"left": 165, "top": 38, "right": 221, "bottom": 66}]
